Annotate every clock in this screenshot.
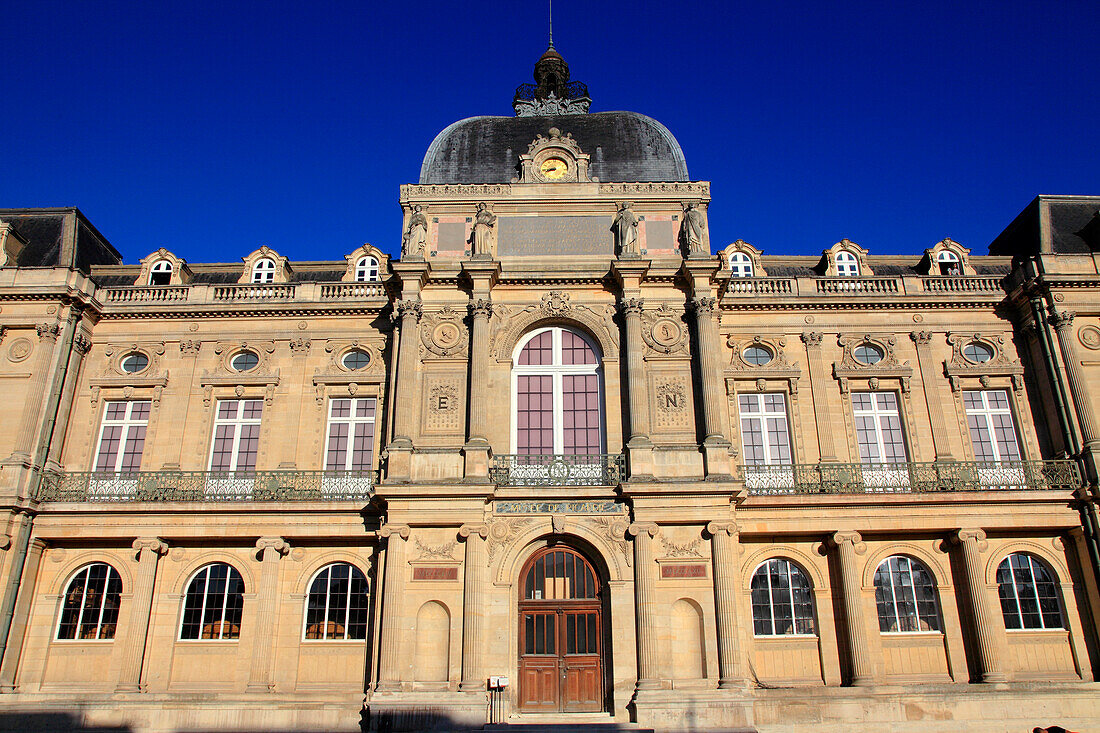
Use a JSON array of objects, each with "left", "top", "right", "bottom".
[{"left": 539, "top": 157, "right": 568, "bottom": 180}]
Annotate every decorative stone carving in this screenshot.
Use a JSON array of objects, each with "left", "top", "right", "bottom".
[
  {"left": 396, "top": 298, "right": 423, "bottom": 321},
  {"left": 640, "top": 304, "right": 688, "bottom": 356},
  {"left": 420, "top": 306, "right": 469, "bottom": 359},
  {"left": 653, "top": 376, "right": 691, "bottom": 430},
  {"left": 490, "top": 298, "right": 618, "bottom": 359},
  {"left": 400, "top": 183, "right": 510, "bottom": 199},
  {"left": 288, "top": 336, "right": 311, "bottom": 356},
  {"left": 6, "top": 338, "right": 32, "bottom": 363},
  {"left": 470, "top": 298, "right": 493, "bottom": 320},
  {"left": 589, "top": 515, "right": 631, "bottom": 567},
  {"left": 660, "top": 535, "right": 703, "bottom": 558},
  {"left": 541, "top": 291, "right": 572, "bottom": 318},
  {"left": 1079, "top": 325, "right": 1100, "bottom": 350},
  {"left": 944, "top": 332, "right": 1024, "bottom": 392},
  {"left": 179, "top": 339, "right": 201, "bottom": 356},
  {"left": 599, "top": 182, "right": 710, "bottom": 196},
  {"left": 424, "top": 376, "right": 462, "bottom": 433},
  {"left": 612, "top": 202, "right": 639, "bottom": 257},
  {"left": 36, "top": 323, "right": 60, "bottom": 341},
  {"left": 691, "top": 296, "right": 718, "bottom": 316},
  {"left": 402, "top": 204, "right": 428, "bottom": 259},
  {"left": 515, "top": 127, "right": 593, "bottom": 183},
  {"left": 486, "top": 517, "right": 534, "bottom": 563},
  {"left": 680, "top": 203, "right": 708, "bottom": 257},
  {"left": 414, "top": 537, "right": 458, "bottom": 562},
  {"left": 833, "top": 334, "right": 913, "bottom": 393},
  {"left": 470, "top": 202, "right": 496, "bottom": 258}
]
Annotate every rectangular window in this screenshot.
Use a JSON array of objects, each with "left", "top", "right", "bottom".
[
  {"left": 325, "top": 398, "right": 377, "bottom": 470},
  {"left": 93, "top": 401, "right": 151, "bottom": 472},
  {"left": 738, "top": 393, "right": 791, "bottom": 465},
  {"left": 851, "top": 392, "right": 908, "bottom": 464},
  {"left": 209, "top": 399, "right": 263, "bottom": 471},
  {"left": 964, "top": 390, "right": 1021, "bottom": 462}
]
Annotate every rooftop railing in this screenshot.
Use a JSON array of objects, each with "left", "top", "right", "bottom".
[
  {"left": 97, "top": 281, "right": 386, "bottom": 307},
  {"left": 490, "top": 453, "right": 626, "bottom": 487},
  {"left": 742, "top": 460, "right": 1080, "bottom": 495},
  {"left": 722, "top": 275, "right": 1004, "bottom": 298},
  {"left": 36, "top": 469, "right": 376, "bottom": 503}
]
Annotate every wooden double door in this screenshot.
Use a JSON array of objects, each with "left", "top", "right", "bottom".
[{"left": 517, "top": 546, "right": 604, "bottom": 713}]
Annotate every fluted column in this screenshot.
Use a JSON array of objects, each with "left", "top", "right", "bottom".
[
  {"left": 246, "top": 537, "right": 289, "bottom": 692},
  {"left": 0, "top": 538, "right": 47, "bottom": 691},
  {"left": 802, "top": 331, "right": 837, "bottom": 461},
  {"left": 391, "top": 298, "right": 422, "bottom": 443},
  {"left": 458, "top": 523, "right": 488, "bottom": 691},
  {"left": 952, "top": 528, "right": 1008, "bottom": 682},
  {"left": 45, "top": 332, "right": 91, "bottom": 470},
  {"left": 690, "top": 297, "right": 724, "bottom": 440},
  {"left": 376, "top": 524, "right": 410, "bottom": 692},
  {"left": 707, "top": 521, "right": 745, "bottom": 688},
  {"left": 910, "top": 331, "right": 953, "bottom": 460},
  {"left": 629, "top": 522, "right": 661, "bottom": 691},
  {"left": 620, "top": 298, "right": 651, "bottom": 442},
  {"left": 116, "top": 538, "right": 168, "bottom": 692},
  {"left": 1050, "top": 310, "right": 1100, "bottom": 479},
  {"left": 7, "top": 323, "right": 60, "bottom": 463},
  {"left": 829, "top": 531, "right": 875, "bottom": 685},
  {"left": 464, "top": 299, "right": 493, "bottom": 479}
]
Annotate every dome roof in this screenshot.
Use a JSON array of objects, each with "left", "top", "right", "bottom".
[{"left": 419, "top": 111, "right": 689, "bottom": 185}]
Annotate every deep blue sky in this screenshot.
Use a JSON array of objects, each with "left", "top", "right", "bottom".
[{"left": 3, "top": 1, "right": 1098, "bottom": 264}]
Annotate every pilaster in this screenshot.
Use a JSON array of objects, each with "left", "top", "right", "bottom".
[
  {"left": 0, "top": 538, "right": 47, "bottom": 691},
  {"left": 116, "top": 538, "right": 168, "bottom": 692},
  {"left": 246, "top": 537, "right": 290, "bottom": 692},
  {"left": 706, "top": 521, "right": 745, "bottom": 688},
  {"left": 910, "top": 331, "right": 954, "bottom": 461},
  {"left": 376, "top": 524, "right": 410, "bottom": 692},
  {"left": 629, "top": 522, "right": 661, "bottom": 691},
  {"left": 1050, "top": 309, "right": 1100, "bottom": 482},
  {"left": 951, "top": 528, "right": 1008, "bottom": 682},
  {"left": 458, "top": 523, "right": 488, "bottom": 691},
  {"left": 6, "top": 323, "right": 60, "bottom": 465},
  {"left": 612, "top": 260, "right": 655, "bottom": 480},
  {"left": 802, "top": 331, "right": 837, "bottom": 461}
]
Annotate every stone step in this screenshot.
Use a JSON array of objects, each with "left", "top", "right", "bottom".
[{"left": 483, "top": 714, "right": 653, "bottom": 731}]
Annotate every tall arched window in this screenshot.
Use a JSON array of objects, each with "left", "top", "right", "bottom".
[
  {"left": 873, "top": 555, "right": 940, "bottom": 632},
  {"left": 996, "top": 553, "right": 1063, "bottom": 630},
  {"left": 304, "top": 562, "right": 370, "bottom": 640},
  {"left": 149, "top": 260, "right": 173, "bottom": 285},
  {"left": 251, "top": 258, "right": 276, "bottom": 283},
  {"left": 835, "top": 250, "right": 860, "bottom": 277},
  {"left": 750, "top": 558, "right": 815, "bottom": 636},
  {"left": 180, "top": 563, "right": 245, "bottom": 640},
  {"left": 355, "top": 256, "right": 379, "bottom": 282},
  {"left": 728, "top": 251, "right": 754, "bottom": 277},
  {"left": 512, "top": 326, "right": 603, "bottom": 455},
  {"left": 936, "top": 250, "right": 961, "bottom": 276},
  {"left": 57, "top": 563, "right": 122, "bottom": 640}
]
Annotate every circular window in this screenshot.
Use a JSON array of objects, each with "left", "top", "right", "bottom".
[
  {"left": 963, "top": 343, "right": 994, "bottom": 363},
  {"left": 231, "top": 351, "right": 259, "bottom": 372},
  {"left": 342, "top": 349, "right": 371, "bottom": 370},
  {"left": 853, "top": 343, "right": 884, "bottom": 365},
  {"left": 742, "top": 345, "right": 773, "bottom": 366},
  {"left": 120, "top": 352, "right": 149, "bottom": 373}
]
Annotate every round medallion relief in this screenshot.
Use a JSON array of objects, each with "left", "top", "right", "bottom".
[
  {"left": 1079, "top": 325, "right": 1100, "bottom": 350},
  {"left": 7, "top": 338, "right": 33, "bottom": 363},
  {"left": 432, "top": 322, "right": 462, "bottom": 350},
  {"left": 651, "top": 319, "right": 682, "bottom": 347}
]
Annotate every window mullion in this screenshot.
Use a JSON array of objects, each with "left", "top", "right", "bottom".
[
  {"left": 94, "top": 567, "right": 110, "bottom": 638},
  {"left": 77, "top": 569, "right": 90, "bottom": 636},
  {"left": 553, "top": 372, "right": 564, "bottom": 454}
]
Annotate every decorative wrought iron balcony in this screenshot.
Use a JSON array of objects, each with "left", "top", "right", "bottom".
[
  {"left": 741, "top": 460, "right": 1080, "bottom": 495},
  {"left": 490, "top": 454, "right": 626, "bottom": 487},
  {"left": 35, "top": 470, "right": 376, "bottom": 503}
]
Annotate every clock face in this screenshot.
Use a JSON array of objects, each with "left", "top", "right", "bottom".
[{"left": 539, "top": 157, "right": 568, "bottom": 180}]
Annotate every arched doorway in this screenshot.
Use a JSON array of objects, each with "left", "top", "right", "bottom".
[{"left": 517, "top": 545, "right": 604, "bottom": 713}]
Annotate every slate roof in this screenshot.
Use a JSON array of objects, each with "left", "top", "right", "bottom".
[
  {"left": 989, "top": 196, "right": 1100, "bottom": 256},
  {"left": 419, "top": 111, "right": 689, "bottom": 185}
]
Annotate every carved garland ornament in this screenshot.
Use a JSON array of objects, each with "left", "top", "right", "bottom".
[
  {"left": 486, "top": 517, "right": 534, "bottom": 563},
  {"left": 640, "top": 303, "right": 688, "bottom": 356},
  {"left": 490, "top": 294, "right": 619, "bottom": 360},
  {"left": 833, "top": 334, "right": 912, "bottom": 393},
  {"left": 944, "top": 332, "right": 1024, "bottom": 392},
  {"left": 420, "top": 306, "right": 469, "bottom": 359}
]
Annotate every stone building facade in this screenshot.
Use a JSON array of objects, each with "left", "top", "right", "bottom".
[{"left": 0, "top": 49, "right": 1099, "bottom": 732}]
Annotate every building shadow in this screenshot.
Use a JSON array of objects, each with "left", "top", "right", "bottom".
[{"left": 0, "top": 712, "right": 131, "bottom": 733}]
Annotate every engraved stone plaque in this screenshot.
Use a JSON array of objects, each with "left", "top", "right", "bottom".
[
  {"left": 661, "top": 563, "right": 707, "bottom": 578},
  {"left": 497, "top": 216, "right": 612, "bottom": 256}
]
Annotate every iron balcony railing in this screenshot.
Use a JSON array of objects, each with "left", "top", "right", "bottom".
[
  {"left": 36, "top": 469, "right": 376, "bottom": 503},
  {"left": 490, "top": 454, "right": 626, "bottom": 487},
  {"left": 741, "top": 460, "right": 1080, "bottom": 495}
]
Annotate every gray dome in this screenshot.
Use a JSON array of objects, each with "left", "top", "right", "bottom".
[{"left": 419, "top": 111, "right": 689, "bottom": 185}]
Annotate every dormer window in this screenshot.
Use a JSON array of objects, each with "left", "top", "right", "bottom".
[
  {"left": 836, "top": 251, "right": 860, "bottom": 277},
  {"left": 251, "top": 258, "right": 276, "bottom": 284},
  {"left": 149, "top": 260, "right": 173, "bottom": 286},
  {"left": 937, "top": 250, "right": 961, "bottom": 276},
  {"left": 355, "top": 256, "right": 379, "bottom": 283},
  {"left": 729, "top": 252, "right": 754, "bottom": 277}
]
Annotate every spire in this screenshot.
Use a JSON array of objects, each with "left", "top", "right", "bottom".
[
  {"left": 548, "top": 0, "right": 554, "bottom": 49},
  {"left": 512, "top": 41, "right": 591, "bottom": 117}
]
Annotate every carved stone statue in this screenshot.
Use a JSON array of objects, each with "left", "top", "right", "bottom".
[
  {"left": 611, "top": 202, "right": 639, "bottom": 257},
  {"left": 402, "top": 205, "right": 428, "bottom": 258},
  {"left": 680, "top": 203, "right": 707, "bottom": 257},
  {"left": 470, "top": 202, "right": 496, "bottom": 258}
]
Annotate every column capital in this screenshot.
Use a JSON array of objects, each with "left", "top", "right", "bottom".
[
  {"left": 36, "top": 322, "right": 60, "bottom": 341},
  {"left": 1048, "top": 307, "right": 1075, "bottom": 330},
  {"left": 255, "top": 537, "right": 290, "bottom": 557},
  {"left": 628, "top": 522, "right": 659, "bottom": 539},
  {"left": 909, "top": 330, "right": 934, "bottom": 346},
  {"left": 690, "top": 296, "right": 718, "bottom": 316},
  {"left": 618, "top": 297, "right": 644, "bottom": 317},
  {"left": 706, "top": 521, "right": 739, "bottom": 537},
  {"left": 801, "top": 330, "right": 824, "bottom": 348},
  {"left": 73, "top": 333, "right": 92, "bottom": 355},
  {"left": 952, "top": 528, "right": 988, "bottom": 550},
  {"left": 131, "top": 537, "right": 168, "bottom": 559},
  {"left": 469, "top": 298, "right": 493, "bottom": 320},
  {"left": 828, "top": 530, "right": 866, "bottom": 554},
  {"left": 459, "top": 523, "right": 489, "bottom": 539},
  {"left": 379, "top": 523, "right": 411, "bottom": 540},
  {"left": 396, "top": 298, "right": 423, "bottom": 321}
]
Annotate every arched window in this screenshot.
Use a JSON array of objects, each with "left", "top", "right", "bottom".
[
  {"left": 512, "top": 327, "right": 603, "bottom": 455},
  {"left": 728, "top": 251, "right": 754, "bottom": 277},
  {"left": 149, "top": 260, "right": 173, "bottom": 285},
  {"left": 835, "top": 250, "right": 860, "bottom": 277},
  {"left": 936, "top": 250, "right": 961, "bottom": 276},
  {"left": 57, "top": 563, "right": 122, "bottom": 640},
  {"left": 251, "top": 258, "right": 276, "bottom": 283},
  {"left": 355, "top": 256, "right": 379, "bottom": 282},
  {"left": 180, "top": 563, "right": 245, "bottom": 640},
  {"left": 873, "top": 555, "right": 940, "bottom": 632},
  {"left": 996, "top": 553, "right": 1063, "bottom": 630},
  {"left": 304, "top": 562, "right": 370, "bottom": 640},
  {"left": 750, "top": 558, "right": 815, "bottom": 636}
]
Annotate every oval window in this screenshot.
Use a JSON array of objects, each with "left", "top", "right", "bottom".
[
  {"left": 963, "top": 343, "right": 994, "bottom": 363},
  {"left": 853, "top": 343, "right": 884, "bottom": 365},
  {"left": 120, "top": 352, "right": 149, "bottom": 373},
  {"left": 742, "top": 345, "right": 773, "bottom": 366},
  {"left": 342, "top": 349, "right": 371, "bottom": 370},
  {"left": 231, "top": 351, "right": 259, "bottom": 372}
]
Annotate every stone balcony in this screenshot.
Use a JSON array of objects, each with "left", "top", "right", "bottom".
[
  {"left": 489, "top": 453, "right": 626, "bottom": 487},
  {"left": 95, "top": 282, "right": 388, "bottom": 308},
  {"left": 722, "top": 275, "right": 1004, "bottom": 299}
]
